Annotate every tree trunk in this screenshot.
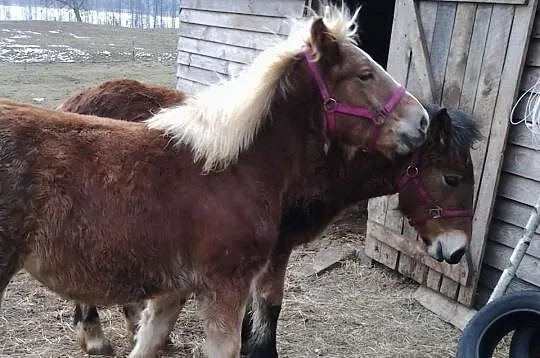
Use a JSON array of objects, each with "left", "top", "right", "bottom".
[{"left": 73, "top": 6, "right": 83, "bottom": 22}]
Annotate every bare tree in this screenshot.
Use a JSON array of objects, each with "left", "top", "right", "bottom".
[{"left": 44, "top": 0, "right": 87, "bottom": 22}]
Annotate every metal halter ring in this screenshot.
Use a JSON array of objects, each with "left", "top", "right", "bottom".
[
  {"left": 406, "top": 166, "right": 419, "bottom": 178},
  {"left": 429, "top": 206, "right": 443, "bottom": 219},
  {"left": 323, "top": 98, "right": 337, "bottom": 112},
  {"left": 373, "top": 111, "right": 385, "bottom": 126}
]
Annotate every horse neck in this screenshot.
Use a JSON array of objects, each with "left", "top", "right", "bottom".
[
  {"left": 237, "top": 71, "right": 326, "bottom": 196},
  {"left": 330, "top": 149, "right": 411, "bottom": 207}
]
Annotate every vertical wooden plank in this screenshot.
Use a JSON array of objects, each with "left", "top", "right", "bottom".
[
  {"left": 440, "top": 277, "right": 460, "bottom": 300},
  {"left": 386, "top": 0, "right": 412, "bottom": 84},
  {"left": 384, "top": 194, "right": 404, "bottom": 233},
  {"left": 406, "top": 0, "right": 436, "bottom": 102},
  {"left": 427, "top": 269, "right": 442, "bottom": 291},
  {"left": 419, "top": 2, "right": 438, "bottom": 51},
  {"left": 459, "top": 0, "right": 540, "bottom": 306},
  {"left": 459, "top": 4, "right": 493, "bottom": 114},
  {"left": 398, "top": 253, "right": 428, "bottom": 283},
  {"left": 470, "top": 5, "right": 514, "bottom": 207},
  {"left": 442, "top": 3, "right": 477, "bottom": 108},
  {"left": 367, "top": 197, "right": 387, "bottom": 225},
  {"left": 377, "top": 241, "right": 399, "bottom": 271},
  {"left": 430, "top": 2, "right": 457, "bottom": 104}
]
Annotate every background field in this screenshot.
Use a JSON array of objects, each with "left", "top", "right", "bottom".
[{"left": 0, "top": 20, "right": 499, "bottom": 358}]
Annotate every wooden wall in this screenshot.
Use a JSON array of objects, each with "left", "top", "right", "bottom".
[
  {"left": 477, "top": 7, "right": 540, "bottom": 306},
  {"left": 176, "top": 0, "right": 306, "bottom": 94},
  {"left": 364, "top": 0, "right": 539, "bottom": 308}
]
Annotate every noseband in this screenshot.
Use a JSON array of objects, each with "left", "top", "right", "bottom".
[
  {"left": 303, "top": 48, "right": 406, "bottom": 150},
  {"left": 396, "top": 150, "right": 473, "bottom": 227}
]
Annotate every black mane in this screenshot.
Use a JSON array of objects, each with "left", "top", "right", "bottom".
[{"left": 423, "top": 102, "right": 483, "bottom": 157}]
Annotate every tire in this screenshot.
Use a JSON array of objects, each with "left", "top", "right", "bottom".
[
  {"left": 509, "top": 326, "right": 540, "bottom": 358},
  {"left": 456, "top": 292, "right": 540, "bottom": 358}
]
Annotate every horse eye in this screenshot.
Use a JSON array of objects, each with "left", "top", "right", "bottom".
[
  {"left": 358, "top": 72, "right": 374, "bottom": 82},
  {"left": 443, "top": 175, "right": 461, "bottom": 187}
]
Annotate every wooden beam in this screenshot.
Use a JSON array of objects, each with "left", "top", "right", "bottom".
[
  {"left": 179, "top": 8, "right": 291, "bottom": 35},
  {"left": 178, "top": 22, "right": 283, "bottom": 51},
  {"left": 424, "top": 0, "right": 528, "bottom": 4},
  {"left": 181, "top": 0, "right": 306, "bottom": 18},
  {"left": 367, "top": 220, "right": 469, "bottom": 285},
  {"left": 414, "top": 286, "right": 477, "bottom": 331},
  {"left": 177, "top": 36, "right": 259, "bottom": 64},
  {"left": 489, "top": 220, "right": 540, "bottom": 260}
]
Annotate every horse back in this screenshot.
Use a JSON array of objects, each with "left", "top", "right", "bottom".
[{"left": 0, "top": 100, "right": 280, "bottom": 304}]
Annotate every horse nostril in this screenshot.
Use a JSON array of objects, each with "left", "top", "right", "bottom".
[
  {"left": 447, "top": 248, "right": 466, "bottom": 264},
  {"left": 419, "top": 115, "right": 428, "bottom": 132}
]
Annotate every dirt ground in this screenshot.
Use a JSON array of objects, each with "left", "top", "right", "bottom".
[{"left": 0, "top": 20, "right": 486, "bottom": 358}]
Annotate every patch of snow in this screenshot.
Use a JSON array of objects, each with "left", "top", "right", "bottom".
[
  {"left": 48, "top": 30, "right": 61, "bottom": 34},
  {"left": 32, "top": 97, "right": 45, "bottom": 102},
  {"left": 1, "top": 29, "right": 11, "bottom": 33},
  {"left": 10, "top": 34, "right": 29, "bottom": 39},
  {"left": 69, "top": 33, "right": 90, "bottom": 39},
  {"left": 109, "top": 43, "right": 115, "bottom": 46}
]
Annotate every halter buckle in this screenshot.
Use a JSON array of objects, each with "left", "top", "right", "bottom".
[
  {"left": 429, "top": 206, "right": 443, "bottom": 219},
  {"left": 323, "top": 98, "right": 337, "bottom": 112},
  {"left": 406, "top": 166, "right": 419, "bottom": 178},
  {"left": 373, "top": 111, "right": 385, "bottom": 126}
]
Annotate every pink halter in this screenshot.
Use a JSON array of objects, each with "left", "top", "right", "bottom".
[
  {"left": 396, "top": 150, "right": 473, "bottom": 226},
  {"left": 303, "top": 48, "right": 406, "bottom": 150}
]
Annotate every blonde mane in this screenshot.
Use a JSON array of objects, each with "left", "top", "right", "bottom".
[{"left": 145, "top": 3, "right": 359, "bottom": 173}]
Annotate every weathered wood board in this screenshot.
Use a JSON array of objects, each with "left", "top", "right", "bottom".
[
  {"left": 176, "top": 0, "right": 305, "bottom": 94},
  {"left": 365, "top": 0, "right": 540, "bottom": 309}
]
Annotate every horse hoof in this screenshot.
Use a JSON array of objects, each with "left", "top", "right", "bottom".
[{"left": 83, "top": 338, "right": 114, "bottom": 356}]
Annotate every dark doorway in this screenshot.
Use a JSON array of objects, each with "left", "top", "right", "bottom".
[{"left": 343, "top": 0, "right": 396, "bottom": 69}]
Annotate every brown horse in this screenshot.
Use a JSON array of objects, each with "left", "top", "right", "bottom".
[
  {"left": 57, "top": 77, "right": 479, "bottom": 357},
  {"left": 0, "top": 5, "right": 429, "bottom": 358}
]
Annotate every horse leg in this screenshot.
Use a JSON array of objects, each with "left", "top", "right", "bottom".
[
  {"left": 123, "top": 300, "right": 177, "bottom": 346},
  {"left": 122, "top": 301, "right": 147, "bottom": 342},
  {"left": 199, "top": 283, "right": 250, "bottom": 358},
  {"left": 127, "top": 293, "right": 186, "bottom": 358},
  {"left": 0, "top": 249, "right": 20, "bottom": 310},
  {"left": 73, "top": 303, "right": 114, "bottom": 356},
  {"left": 246, "top": 249, "right": 292, "bottom": 358}
]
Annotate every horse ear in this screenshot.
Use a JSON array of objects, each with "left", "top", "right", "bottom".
[
  {"left": 310, "top": 18, "right": 340, "bottom": 62},
  {"left": 428, "top": 107, "right": 452, "bottom": 148}
]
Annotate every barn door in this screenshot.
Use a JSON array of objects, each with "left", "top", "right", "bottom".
[{"left": 365, "top": 0, "right": 539, "bottom": 307}]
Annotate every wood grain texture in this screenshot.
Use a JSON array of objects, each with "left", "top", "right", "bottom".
[
  {"left": 502, "top": 144, "right": 540, "bottom": 181},
  {"left": 459, "top": 0, "right": 539, "bottom": 306},
  {"left": 178, "top": 22, "right": 283, "bottom": 51},
  {"left": 489, "top": 219, "right": 540, "bottom": 259},
  {"left": 430, "top": 2, "right": 457, "bottom": 103},
  {"left": 181, "top": 0, "right": 305, "bottom": 17},
  {"left": 178, "top": 36, "right": 259, "bottom": 64},
  {"left": 179, "top": 8, "right": 291, "bottom": 35},
  {"left": 368, "top": 221, "right": 469, "bottom": 285},
  {"left": 483, "top": 241, "right": 540, "bottom": 287}
]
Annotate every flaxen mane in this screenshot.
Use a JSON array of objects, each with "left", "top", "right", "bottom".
[{"left": 145, "top": 4, "right": 360, "bottom": 172}]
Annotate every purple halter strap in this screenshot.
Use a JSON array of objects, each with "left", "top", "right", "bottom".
[
  {"left": 303, "top": 48, "right": 406, "bottom": 150},
  {"left": 396, "top": 150, "right": 473, "bottom": 227}
]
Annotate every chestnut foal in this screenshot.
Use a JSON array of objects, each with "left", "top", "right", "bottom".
[
  {"left": 0, "top": 5, "right": 429, "bottom": 358},
  {"left": 58, "top": 77, "right": 478, "bottom": 356}
]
